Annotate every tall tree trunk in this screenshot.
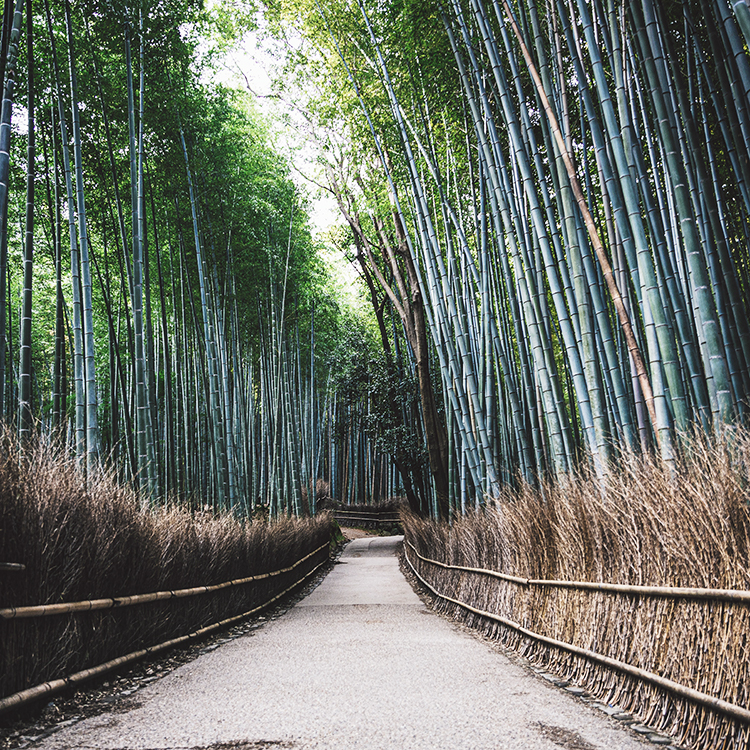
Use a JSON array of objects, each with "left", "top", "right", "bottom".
[{"left": 327, "top": 166, "right": 449, "bottom": 517}]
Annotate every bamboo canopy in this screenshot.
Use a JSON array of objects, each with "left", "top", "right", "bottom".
[
  {"left": 0, "top": 0, "right": 407, "bottom": 514},
  {"left": 1, "top": 0, "right": 750, "bottom": 517},
  {"left": 295, "top": 0, "right": 750, "bottom": 513}
]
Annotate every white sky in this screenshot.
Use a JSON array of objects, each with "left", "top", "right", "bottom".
[{"left": 209, "top": 24, "right": 341, "bottom": 235}]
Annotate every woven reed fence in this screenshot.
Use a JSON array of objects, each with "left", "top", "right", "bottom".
[
  {"left": 0, "top": 540, "right": 331, "bottom": 714},
  {"left": 320, "top": 501, "right": 404, "bottom": 530},
  {"left": 401, "top": 462, "right": 750, "bottom": 750},
  {"left": 0, "top": 441, "right": 337, "bottom": 710},
  {"left": 332, "top": 509, "right": 402, "bottom": 530}
]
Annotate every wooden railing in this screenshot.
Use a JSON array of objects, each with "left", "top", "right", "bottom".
[
  {"left": 404, "top": 540, "right": 750, "bottom": 727},
  {"left": 0, "top": 542, "right": 328, "bottom": 621},
  {"left": 0, "top": 562, "right": 25, "bottom": 572},
  {"left": 332, "top": 508, "right": 401, "bottom": 529}
]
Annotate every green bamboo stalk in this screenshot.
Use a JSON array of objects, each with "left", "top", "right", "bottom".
[
  {"left": 494, "top": 0, "right": 661, "bottom": 452},
  {"left": 632, "top": 0, "right": 735, "bottom": 425},
  {"left": 18, "top": 0, "right": 32, "bottom": 442},
  {"left": 0, "top": 0, "right": 23, "bottom": 422},
  {"left": 65, "top": 0, "right": 98, "bottom": 466}
]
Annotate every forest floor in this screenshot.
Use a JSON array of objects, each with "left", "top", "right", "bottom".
[{"left": 10, "top": 536, "right": 670, "bottom": 750}]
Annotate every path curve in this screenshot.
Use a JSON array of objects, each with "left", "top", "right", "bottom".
[{"left": 34, "top": 536, "right": 655, "bottom": 750}]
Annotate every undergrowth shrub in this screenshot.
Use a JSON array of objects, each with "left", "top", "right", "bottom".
[
  {"left": 0, "top": 438, "right": 334, "bottom": 703},
  {"left": 403, "top": 429, "right": 750, "bottom": 750}
]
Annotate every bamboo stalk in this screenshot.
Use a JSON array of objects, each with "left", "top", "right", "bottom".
[
  {"left": 0, "top": 562, "right": 24, "bottom": 571},
  {"left": 18, "top": 0, "right": 33, "bottom": 442},
  {"left": 64, "top": 0, "right": 98, "bottom": 465},
  {"left": 497, "top": 0, "right": 659, "bottom": 446}
]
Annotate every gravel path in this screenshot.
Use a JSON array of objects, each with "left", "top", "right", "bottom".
[{"left": 31, "top": 536, "right": 659, "bottom": 750}]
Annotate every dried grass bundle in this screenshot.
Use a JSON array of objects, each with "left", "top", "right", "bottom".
[
  {"left": 0, "top": 438, "right": 334, "bottom": 703},
  {"left": 404, "top": 429, "right": 750, "bottom": 750}
]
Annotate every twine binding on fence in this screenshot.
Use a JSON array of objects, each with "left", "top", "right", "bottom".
[
  {"left": 404, "top": 542, "right": 750, "bottom": 726},
  {"left": 0, "top": 541, "right": 330, "bottom": 620},
  {"left": 0, "top": 547, "right": 330, "bottom": 714}
]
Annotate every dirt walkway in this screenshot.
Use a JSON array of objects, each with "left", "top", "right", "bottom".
[{"left": 31, "top": 537, "right": 659, "bottom": 750}]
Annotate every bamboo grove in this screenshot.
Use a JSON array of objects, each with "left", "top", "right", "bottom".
[
  {"left": 7, "top": 0, "right": 750, "bottom": 521},
  {"left": 267, "top": 0, "right": 750, "bottom": 516},
  {"left": 0, "top": 0, "right": 405, "bottom": 515}
]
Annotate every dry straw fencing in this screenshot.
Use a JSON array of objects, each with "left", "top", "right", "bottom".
[
  {"left": 0, "top": 540, "right": 331, "bottom": 714},
  {"left": 404, "top": 540, "right": 750, "bottom": 747},
  {"left": 400, "top": 439, "right": 750, "bottom": 750},
  {"left": 0, "top": 440, "right": 337, "bottom": 711},
  {"left": 325, "top": 501, "right": 403, "bottom": 531}
]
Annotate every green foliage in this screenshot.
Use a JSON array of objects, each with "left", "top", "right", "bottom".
[
  {"left": 254, "top": 0, "right": 750, "bottom": 515},
  {"left": 0, "top": 0, "right": 368, "bottom": 511},
  {"left": 203, "top": 0, "right": 259, "bottom": 48},
  {"left": 329, "top": 321, "right": 426, "bottom": 474}
]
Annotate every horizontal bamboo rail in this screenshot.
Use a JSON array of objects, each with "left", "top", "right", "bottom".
[
  {"left": 0, "top": 563, "right": 25, "bottom": 572},
  {"left": 333, "top": 509, "right": 401, "bottom": 518},
  {"left": 0, "top": 554, "right": 329, "bottom": 715},
  {"left": 405, "top": 541, "right": 750, "bottom": 603},
  {"left": 334, "top": 513, "right": 401, "bottom": 523},
  {"left": 404, "top": 545, "right": 750, "bottom": 726},
  {"left": 0, "top": 541, "right": 330, "bottom": 620}
]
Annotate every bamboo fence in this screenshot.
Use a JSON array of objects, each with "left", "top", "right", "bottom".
[
  {"left": 406, "top": 543, "right": 750, "bottom": 604},
  {"left": 404, "top": 538, "right": 750, "bottom": 749},
  {"left": 0, "top": 541, "right": 331, "bottom": 714},
  {"left": 0, "top": 563, "right": 24, "bottom": 572},
  {"left": 0, "top": 541, "right": 329, "bottom": 620}
]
